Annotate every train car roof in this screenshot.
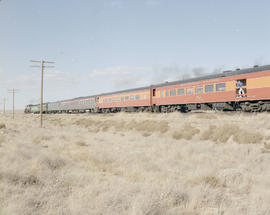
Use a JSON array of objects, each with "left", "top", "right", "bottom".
[
  {"left": 28, "top": 64, "right": 270, "bottom": 106},
  {"left": 98, "top": 86, "right": 149, "bottom": 97},
  {"left": 152, "top": 64, "right": 270, "bottom": 88},
  {"left": 44, "top": 86, "right": 149, "bottom": 105}
]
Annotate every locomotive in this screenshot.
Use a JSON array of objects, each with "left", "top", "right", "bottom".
[{"left": 25, "top": 64, "right": 270, "bottom": 113}]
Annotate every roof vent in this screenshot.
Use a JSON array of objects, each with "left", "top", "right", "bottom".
[
  {"left": 236, "top": 68, "right": 241, "bottom": 71},
  {"left": 254, "top": 65, "right": 259, "bottom": 68}
]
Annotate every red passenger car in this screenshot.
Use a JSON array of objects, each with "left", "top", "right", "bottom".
[
  {"left": 98, "top": 87, "right": 151, "bottom": 112},
  {"left": 151, "top": 65, "right": 270, "bottom": 112}
]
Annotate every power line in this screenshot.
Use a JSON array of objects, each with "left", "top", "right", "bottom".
[
  {"left": 8, "top": 89, "right": 19, "bottom": 119},
  {"left": 30, "top": 59, "right": 55, "bottom": 128}
]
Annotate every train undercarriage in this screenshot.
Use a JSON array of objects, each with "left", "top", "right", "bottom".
[
  {"left": 96, "top": 100, "right": 270, "bottom": 113},
  {"left": 35, "top": 100, "right": 270, "bottom": 114}
]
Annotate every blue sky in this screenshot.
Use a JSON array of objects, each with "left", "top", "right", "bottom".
[{"left": 0, "top": 0, "right": 270, "bottom": 109}]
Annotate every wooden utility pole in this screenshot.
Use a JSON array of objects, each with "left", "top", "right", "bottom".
[
  {"left": 30, "top": 60, "right": 55, "bottom": 128},
  {"left": 8, "top": 89, "right": 19, "bottom": 119},
  {"left": 1, "top": 98, "right": 8, "bottom": 114}
]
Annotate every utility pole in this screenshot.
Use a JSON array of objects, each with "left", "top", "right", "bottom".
[
  {"left": 1, "top": 98, "right": 8, "bottom": 114},
  {"left": 8, "top": 89, "right": 19, "bottom": 119},
  {"left": 30, "top": 60, "right": 55, "bottom": 128}
]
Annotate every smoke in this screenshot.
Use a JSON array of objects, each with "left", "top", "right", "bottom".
[
  {"left": 109, "top": 65, "right": 228, "bottom": 90},
  {"left": 191, "top": 67, "right": 205, "bottom": 77},
  {"left": 151, "top": 66, "right": 208, "bottom": 83},
  {"left": 253, "top": 57, "right": 267, "bottom": 66}
]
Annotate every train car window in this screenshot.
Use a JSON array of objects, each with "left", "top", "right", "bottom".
[
  {"left": 177, "top": 88, "right": 185, "bottom": 95},
  {"left": 121, "top": 97, "right": 125, "bottom": 101},
  {"left": 165, "top": 90, "right": 169, "bottom": 97},
  {"left": 236, "top": 79, "right": 246, "bottom": 87},
  {"left": 186, "top": 88, "right": 193, "bottom": 95},
  {"left": 160, "top": 91, "right": 163, "bottom": 97},
  {"left": 108, "top": 98, "right": 112, "bottom": 102},
  {"left": 130, "top": 95, "right": 134, "bottom": 100},
  {"left": 170, "top": 89, "right": 176, "bottom": 96},
  {"left": 195, "top": 87, "right": 203, "bottom": 94},
  {"left": 136, "top": 95, "right": 140, "bottom": 100},
  {"left": 205, "top": 85, "right": 214, "bottom": 93},
  {"left": 125, "top": 96, "right": 129, "bottom": 101},
  {"left": 216, "top": 83, "right": 226, "bottom": 91}
]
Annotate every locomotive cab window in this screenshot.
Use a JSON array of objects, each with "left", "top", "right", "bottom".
[{"left": 216, "top": 83, "right": 226, "bottom": 92}]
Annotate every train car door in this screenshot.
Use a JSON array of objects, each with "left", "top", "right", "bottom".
[{"left": 236, "top": 79, "right": 247, "bottom": 98}]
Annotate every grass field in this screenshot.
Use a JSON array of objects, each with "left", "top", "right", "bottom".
[{"left": 0, "top": 112, "right": 270, "bottom": 215}]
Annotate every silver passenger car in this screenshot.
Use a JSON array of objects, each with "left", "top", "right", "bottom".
[{"left": 48, "top": 96, "right": 97, "bottom": 113}]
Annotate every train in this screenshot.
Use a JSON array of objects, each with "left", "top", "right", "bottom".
[{"left": 25, "top": 64, "right": 270, "bottom": 114}]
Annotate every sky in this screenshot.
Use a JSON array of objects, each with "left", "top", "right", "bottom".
[{"left": 0, "top": 0, "right": 270, "bottom": 109}]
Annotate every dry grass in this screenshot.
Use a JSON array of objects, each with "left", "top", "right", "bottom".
[
  {"left": 172, "top": 124, "right": 200, "bottom": 140},
  {"left": 0, "top": 123, "right": 6, "bottom": 129},
  {"left": 200, "top": 124, "right": 263, "bottom": 144},
  {"left": 0, "top": 112, "right": 270, "bottom": 215}
]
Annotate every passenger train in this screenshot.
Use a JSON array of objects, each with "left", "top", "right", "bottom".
[{"left": 25, "top": 64, "right": 270, "bottom": 114}]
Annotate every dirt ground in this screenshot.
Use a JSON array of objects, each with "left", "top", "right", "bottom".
[{"left": 0, "top": 112, "right": 270, "bottom": 215}]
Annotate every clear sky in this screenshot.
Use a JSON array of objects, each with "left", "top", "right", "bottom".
[{"left": 0, "top": 0, "right": 270, "bottom": 109}]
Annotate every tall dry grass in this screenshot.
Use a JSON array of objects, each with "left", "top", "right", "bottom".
[{"left": 0, "top": 112, "right": 270, "bottom": 215}]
